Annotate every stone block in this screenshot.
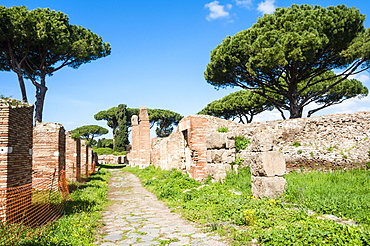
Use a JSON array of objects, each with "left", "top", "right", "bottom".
[
  {"left": 206, "top": 163, "right": 231, "bottom": 181},
  {"left": 221, "top": 150, "right": 235, "bottom": 163},
  {"left": 252, "top": 176, "right": 286, "bottom": 198},
  {"left": 226, "top": 133, "right": 235, "bottom": 149},
  {"left": 250, "top": 151, "right": 286, "bottom": 177},
  {"left": 206, "top": 132, "right": 227, "bottom": 149},
  {"left": 250, "top": 133, "right": 277, "bottom": 152}
]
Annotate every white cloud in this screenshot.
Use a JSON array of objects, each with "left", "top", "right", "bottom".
[
  {"left": 257, "top": 0, "right": 276, "bottom": 15},
  {"left": 348, "top": 73, "right": 370, "bottom": 83},
  {"left": 234, "top": 0, "right": 253, "bottom": 8},
  {"left": 205, "top": 1, "right": 232, "bottom": 21}
]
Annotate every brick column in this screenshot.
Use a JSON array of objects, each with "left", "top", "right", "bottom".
[
  {"left": 188, "top": 116, "right": 208, "bottom": 180},
  {"left": 130, "top": 115, "right": 139, "bottom": 166},
  {"left": 0, "top": 100, "right": 33, "bottom": 221},
  {"left": 139, "top": 106, "right": 151, "bottom": 168},
  {"left": 65, "top": 132, "right": 81, "bottom": 182},
  {"left": 80, "top": 143, "right": 88, "bottom": 178},
  {"left": 88, "top": 146, "right": 94, "bottom": 175},
  {"left": 32, "top": 123, "right": 66, "bottom": 183}
]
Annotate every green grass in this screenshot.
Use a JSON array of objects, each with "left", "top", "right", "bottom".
[
  {"left": 125, "top": 166, "right": 370, "bottom": 245},
  {"left": 19, "top": 168, "right": 111, "bottom": 246},
  {"left": 284, "top": 168, "right": 370, "bottom": 225},
  {"left": 93, "top": 147, "right": 126, "bottom": 156}
]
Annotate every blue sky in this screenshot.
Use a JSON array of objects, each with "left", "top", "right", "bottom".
[{"left": 1, "top": 0, "right": 370, "bottom": 139}]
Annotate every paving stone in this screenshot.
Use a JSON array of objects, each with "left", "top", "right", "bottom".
[
  {"left": 99, "top": 243, "right": 116, "bottom": 246},
  {"left": 103, "top": 233, "right": 122, "bottom": 241},
  {"left": 94, "top": 170, "right": 228, "bottom": 246},
  {"left": 191, "top": 233, "right": 208, "bottom": 238}
]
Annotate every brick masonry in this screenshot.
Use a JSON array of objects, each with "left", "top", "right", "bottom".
[
  {"left": 0, "top": 99, "right": 33, "bottom": 221},
  {"left": 128, "top": 106, "right": 151, "bottom": 168},
  {"left": 65, "top": 132, "right": 81, "bottom": 182},
  {"left": 32, "top": 123, "right": 66, "bottom": 183}
]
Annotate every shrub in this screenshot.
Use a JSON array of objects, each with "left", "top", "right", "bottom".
[
  {"left": 93, "top": 147, "right": 126, "bottom": 156},
  {"left": 217, "top": 127, "right": 229, "bottom": 133},
  {"left": 235, "top": 136, "right": 250, "bottom": 152},
  {"left": 292, "top": 142, "right": 301, "bottom": 147}
]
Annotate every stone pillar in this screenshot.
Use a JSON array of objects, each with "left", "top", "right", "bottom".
[
  {"left": 65, "top": 132, "right": 81, "bottom": 182},
  {"left": 0, "top": 100, "right": 33, "bottom": 222},
  {"left": 33, "top": 123, "right": 66, "bottom": 183},
  {"left": 130, "top": 115, "right": 139, "bottom": 166},
  {"left": 81, "top": 144, "right": 88, "bottom": 178},
  {"left": 88, "top": 146, "right": 94, "bottom": 175},
  {"left": 139, "top": 106, "right": 151, "bottom": 168},
  {"left": 250, "top": 132, "right": 286, "bottom": 198}
]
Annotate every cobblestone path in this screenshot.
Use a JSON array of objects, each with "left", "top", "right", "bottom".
[{"left": 94, "top": 169, "right": 228, "bottom": 246}]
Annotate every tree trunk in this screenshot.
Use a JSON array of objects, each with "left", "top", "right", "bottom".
[
  {"left": 289, "top": 105, "right": 303, "bottom": 119},
  {"left": 16, "top": 72, "right": 28, "bottom": 102},
  {"left": 34, "top": 76, "right": 48, "bottom": 123}
]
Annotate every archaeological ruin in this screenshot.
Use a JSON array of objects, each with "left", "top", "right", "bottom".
[{"left": 128, "top": 108, "right": 370, "bottom": 197}]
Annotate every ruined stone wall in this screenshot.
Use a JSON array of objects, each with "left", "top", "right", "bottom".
[
  {"left": 65, "top": 132, "right": 81, "bottom": 182},
  {"left": 151, "top": 112, "right": 370, "bottom": 180},
  {"left": 33, "top": 123, "right": 66, "bottom": 182},
  {"left": 151, "top": 115, "right": 246, "bottom": 180},
  {"left": 98, "top": 154, "right": 126, "bottom": 164},
  {"left": 237, "top": 112, "right": 370, "bottom": 171}
]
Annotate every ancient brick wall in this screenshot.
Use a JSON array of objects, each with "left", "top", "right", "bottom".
[
  {"left": 32, "top": 123, "right": 66, "bottom": 182},
  {"left": 88, "top": 146, "right": 94, "bottom": 175},
  {"left": 0, "top": 101, "right": 33, "bottom": 188},
  {"left": 0, "top": 99, "right": 33, "bottom": 221},
  {"left": 98, "top": 154, "right": 126, "bottom": 164},
  {"left": 139, "top": 106, "right": 151, "bottom": 166},
  {"left": 128, "top": 106, "right": 151, "bottom": 167},
  {"left": 151, "top": 115, "right": 239, "bottom": 180},
  {"left": 65, "top": 132, "right": 81, "bottom": 182},
  {"left": 151, "top": 112, "right": 370, "bottom": 180},
  {"left": 80, "top": 143, "right": 88, "bottom": 178}
]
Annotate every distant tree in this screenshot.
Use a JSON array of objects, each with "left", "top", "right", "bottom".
[
  {"left": 94, "top": 107, "right": 118, "bottom": 136},
  {"left": 71, "top": 125, "right": 108, "bottom": 147},
  {"left": 0, "top": 6, "right": 111, "bottom": 122},
  {"left": 96, "top": 138, "right": 113, "bottom": 149},
  {"left": 147, "top": 109, "right": 183, "bottom": 137},
  {"left": 205, "top": 4, "right": 370, "bottom": 119},
  {"left": 96, "top": 106, "right": 183, "bottom": 138},
  {"left": 114, "top": 104, "right": 129, "bottom": 152},
  {"left": 198, "top": 90, "right": 274, "bottom": 123}
]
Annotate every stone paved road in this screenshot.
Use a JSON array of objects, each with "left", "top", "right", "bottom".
[{"left": 94, "top": 169, "right": 228, "bottom": 246}]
